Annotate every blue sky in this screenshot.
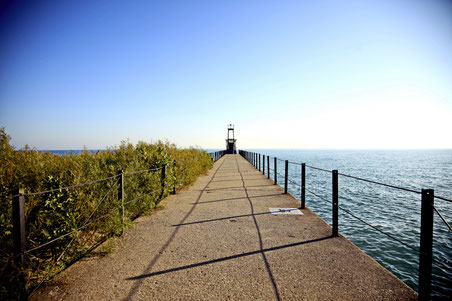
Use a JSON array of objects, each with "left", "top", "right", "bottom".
[{"left": 1, "top": 0, "right": 451, "bottom": 149}]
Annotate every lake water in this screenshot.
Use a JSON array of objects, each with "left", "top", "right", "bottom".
[
  {"left": 244, "top": 149, "right": 451, "bottom": 299},
  {"left": 39, "top": 150, "right": 103, "bottom": 155}
]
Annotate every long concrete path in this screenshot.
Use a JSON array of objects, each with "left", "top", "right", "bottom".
[{"left": 33, "top": 154, "right": 417, "bottom": 300}]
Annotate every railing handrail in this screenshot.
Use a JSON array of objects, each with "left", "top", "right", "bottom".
[
  {"left": 5, "top": 166, "right": 165, "bottom": 199},
  {"left": 10, "top": 160, "right": 179, "bottom": 298},
  {"left": 239, "top": 150, "right": 451, "bottom": 202},
  {"left": 238, "top": 149, "right": 451, "bottom": 299}
]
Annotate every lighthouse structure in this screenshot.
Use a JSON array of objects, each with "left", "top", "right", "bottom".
[{"left": 225, "top": 124, "right": 237, "bottom": 154}]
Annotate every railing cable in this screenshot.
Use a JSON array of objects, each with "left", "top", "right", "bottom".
[
  {"left": 28, "top": 236, "right": 76, "bottom": 297},
  {"left": 433, "top": 205, "right": 452, "bottom": 233},
  {"left": 337, "top": 200, "right": 420, "bottom": 254},
  {"left": 288, "top": 177, "right": 301, "bottom": 187},
  {"left": 305, "top": 187, "right": 331, "bottom": 204},
  {"left": 17, "top": 174, "right": 121, "bottom": 198},
  {"left": 305, "top": 187, "right": 449, "bottom": 269},
  {"left": 24, "top": 178, "right": 119, "bottom": 254},
  {"left": 5, "top": 166, "right": 166, "bottom": 200},
  {"left": 263, "top": 152, "right": 452, "bottom": 203},
  {"left": 338, "top": 172, "right": 421, "bottom": 195},
  {"left": 123, "top": 166, "right": 163, "bottom": 175},
  {"left": 434, "top": 195, "right": 452, "bottom": 203},
  {"left": 305, "top": 164, "right": 332, "bottom": 173}
]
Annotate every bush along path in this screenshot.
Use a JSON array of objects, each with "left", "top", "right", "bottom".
[
  {"left": 0, "top": 128, "right": 213, "bottom": 299},
  {"left": 31, "top": 154, "right": 415, "bottom": 300}
]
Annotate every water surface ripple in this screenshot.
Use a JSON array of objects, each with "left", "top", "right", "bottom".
[{"left": 250, "top": 149, "right": 452, "bottom": 299}]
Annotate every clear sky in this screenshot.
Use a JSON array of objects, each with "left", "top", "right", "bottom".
[{"left": 1, "top": 0, "right": 451, "bottom": 150}]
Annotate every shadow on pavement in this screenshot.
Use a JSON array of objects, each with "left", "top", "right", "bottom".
[{"left": 126, "top": 236, "right": 331, "bottom": 281}]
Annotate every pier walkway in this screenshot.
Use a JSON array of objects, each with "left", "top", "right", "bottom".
[{"left": 33, "top": 154, "right": 417, "bottom": 300}]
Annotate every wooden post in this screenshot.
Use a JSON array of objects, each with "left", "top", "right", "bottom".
[
  {"left": 172, "top": 161, "right": 177, "bottom": 194},
  {"left": 284, "top": 160, "right": 288, "bottom": 194},
  {"left": 13, "top": 189, "right": 26, "bottom": 266},
  {"left": 332, "top": 170, "right": 338, "bottom": 237},
  {"left": 160, "top": 165, "right": 166, "bottom": 200},
  {"left": 418, "top": 189, "right": 434, "bottom": 301},
  {"left": 263, "top": 155, "right": 265, "bottom": 175},
  {"left": 13, "top": 188, "right": 26, "bottom": 299},
  {"left": 301, "top": 163, "right": 306, "bottom": 209},
  {"left": 259, "top": 154, "right": 261, "bottom": 171},
  {"left": 274, "top": 157, "right": 277, "bottom": 185},
  {"left": 118, "top": 170, "right": 124, "bottom": 233}
]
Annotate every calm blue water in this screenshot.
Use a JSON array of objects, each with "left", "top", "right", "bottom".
[
  {"left": 246, "top": 149, "right": 452, "bottom": 299},
  {"left": 39, "top": 150, "right": 103, "bottom": 155}
]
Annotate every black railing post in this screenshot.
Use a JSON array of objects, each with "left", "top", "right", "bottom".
[
  {"left": 13, "top": 188, "right": 26, "bottom": 299},
  {"left": 259, "top": 154, "right": 261, "bottom": 171},
  {"left": 274, "top": 157, "right": 277, "bottom": 185},
  {"left": 301, "top": 163, "right": 306, "bottom": 209},
  {"left": 117, "top": 170, "right": 124, "bottom": 233},
  {"left": 284, "top": 160, "right": 288, "bottom": 194},
  {"left": 267, "top": 156, "right": 270, "bottom": 179},
  {"left": 263, "top": 155, "right": 265, "bottom": 175},
  {"left": 172, "top": 160, "right": 177, "bottom": 195},
  {"left": 418, "top": 189, "right": 434, "bottom": 301},
  {"left": 332, "top": 170, "right": 338, "bottom": 237}
]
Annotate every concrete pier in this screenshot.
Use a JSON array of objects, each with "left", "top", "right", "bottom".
[{"left": 32, "top": 154, "right": 417, "bottom": 300}]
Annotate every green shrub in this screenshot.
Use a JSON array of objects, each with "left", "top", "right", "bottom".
[{"left": 0, "top": 128, "right": 213, "bottom": 299}]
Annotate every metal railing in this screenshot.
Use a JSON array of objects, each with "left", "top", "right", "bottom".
[
  {"left": 9, "top": 162, "right": 178, "bottom": 298},
  {"left": 209, "top": 150, "right": 227, "bottom": 162},
  {"left": 239, "top": 150, "right": 451, "bottom": 300}
]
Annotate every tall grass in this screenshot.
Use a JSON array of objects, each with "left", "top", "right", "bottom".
[{"left": 0, "top": 128, "right": 213, "bottom": 299}]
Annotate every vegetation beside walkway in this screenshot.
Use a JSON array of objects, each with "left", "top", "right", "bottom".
[{"left": 0, "top": 128, "right": 213, "bottom": 299}]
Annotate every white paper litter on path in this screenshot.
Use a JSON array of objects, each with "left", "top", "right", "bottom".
[{"left": 269, "top": 208, "right": 303, "bottom": 215}]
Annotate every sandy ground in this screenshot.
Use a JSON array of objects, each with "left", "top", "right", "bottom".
[{"left": 31, "top": 154, "right": 417, "bottom": 300}]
